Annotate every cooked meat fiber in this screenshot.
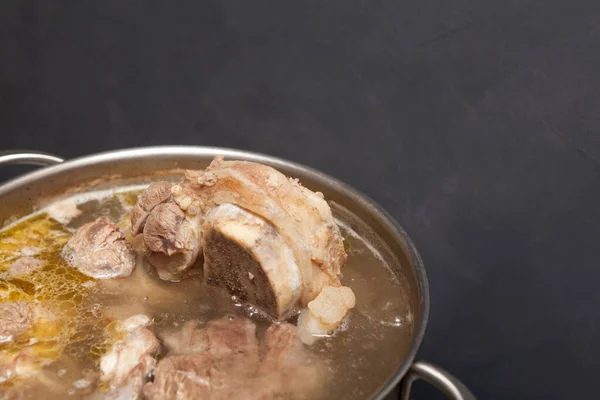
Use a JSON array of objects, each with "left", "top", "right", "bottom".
[
  {"left": 145, "top": 315, "right": 325, "bottom": 400},
  {"left": 0, "top": 301, "right": 32, "bottom": 343},
  {"left": 130, "top": 181, "right": 172, "bottom": 235},
  {"left": 62, "top": 216, "right": 136, "bottom": 279}
]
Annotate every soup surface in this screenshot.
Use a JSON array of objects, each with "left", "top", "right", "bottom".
[{"left": 0, "top": 183, "right": 414, "bottom": 399}]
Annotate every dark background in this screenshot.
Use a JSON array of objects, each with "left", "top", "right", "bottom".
[{"left": 1, "top": 1, "right": 599, "bottom": 398}]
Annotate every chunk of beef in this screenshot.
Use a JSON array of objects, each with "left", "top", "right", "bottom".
[
  {"left": 143, "top": 354, "right": 211, "bottom": 400},
  {"left": 99, "top": 329, "right": 158, "bottom": 386},
  {"left": 62, "top": 217, "right": 136, "bottom": 279},
  {"left": 0, "top": 302, "right": 32, "bottom": 343},
  {"left": 86, "top": 364, "right": 146, "bottom": 400},
  {"left": 259, "top": 323, "right": 305, "bottom": 373},
  {"left": 255, "top": 324, "right": 326, "bottom": 399},
  {"left": 205, "top": 315, "right": 259, "bottom": 365},
  {"left": 0, "top": 349, "right": 38, "bottom": 384},
  {"left": 0, "top": 350, "right": 72, "bottom": 399},
  {"left": 97, "top": 315, "right": 160, "bottom": 399},
  {"left": 202, "top": 204, "right": 302, "bottom": 319},
  {"left": 130, "top": 181, "right": 172, "bottom": 235},
  {"left": 159, "top": 320, "right": 208, "bottom": 355},
  {"left": 143, "top": 203, "right": 202, "bottom": 281},
  {"left": 7, "top": 257, "right": 46, "bottom": 277}
]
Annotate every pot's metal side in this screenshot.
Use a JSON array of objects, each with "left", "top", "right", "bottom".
[{"left": 0, "top": 146, "right": 431, "bottom": 399}]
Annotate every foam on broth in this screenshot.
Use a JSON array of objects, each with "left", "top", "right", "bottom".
[{"left": 0, "top": 184, "right": 414, "bottom": 399}]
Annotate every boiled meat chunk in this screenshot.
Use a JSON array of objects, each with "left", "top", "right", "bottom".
[
  {"left": 205, "top": 315, "right": 259, "bottom": 365},
  {"left": 130, "top": 181, "right": 172, "bottom": 235},
  {"left": 143, "top": 354, "right": 211, "bottom": 400},
  {"left": 203, "top": 204, "right": 302, "bottom": 318},
  {"left": 130, "top": 182, "right": 203, "bottom": 282},
  {"left": 159, "top": 320, "right": 208, "bottom": 355},
  {"left": 7, "top": 257, "right": 46, "bottom": 277},
  {"left": 256, "top": 323, "right": 326, "bottom": 398},
  {"left": 0, "top": 350, "right": 71, "bottom": 398},
  {"left": 0, "top": 350, "right": 38, "bottom": 384},
  {"left": 259, "top": 323, "right": 305, "bottom": 372},
  {"left": 97, "top": 315, "right": 160, "bottom": 399},
  {"left": 0, "top": 301, "right": 32, "bottom": 343},
  {"left": 143, "top": 202, "right": 203, "bottom": 281},
  {"left": 62, "top": 216, "right": 135, "bottom": 279}
]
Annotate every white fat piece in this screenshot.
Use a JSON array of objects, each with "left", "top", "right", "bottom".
[{"left": 297, "top": 286, "right": 356, "bottom": 345}]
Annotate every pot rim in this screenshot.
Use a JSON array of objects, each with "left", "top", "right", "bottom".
[{"left": 0, "top": 145, "right": 430, "bottom": 399}]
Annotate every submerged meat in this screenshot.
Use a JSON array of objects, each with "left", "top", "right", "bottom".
[
  {"left": 0, "top": 350, "right": 71, "bottom": 399},
  {"left": 259, "top": 324, "right": 305, "bottom": 373},
  {"left": 97, "top": 315, "right": 160, "bottom": 399},
  {"left": 145, "top": 315, "right": 324, "bottom": 400},
  {"left": 159, "top": 320, "right": 208, "bottom": 355},
  {"left": 62, "top": 217, "right": 136, "bottom": 279},
  {"left": 0, "top": 302, "right": 32, "bottom": 343},
  {"left": 1, "top": 347, "right": 97, "bottom": 398},
  {"left": 0, "top": 350, "right": 38, "bottom": 384},
  {"left": 255, "top": 324, "right": 326, "bottom": 398},
  {"left": 7, "top": 257, "right": 46, "bottom": 277},
  {"left": 143, "top": 354, "right": 211, "bottom": 400},
  {"left": 205, "top": 315, "right": 259, "bottom": 365}
]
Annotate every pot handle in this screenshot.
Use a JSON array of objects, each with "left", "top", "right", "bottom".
[
  {"left": 400, "top": 361, "right": 476, "bottom": 400},
  {"left": 0, "top": 150, "right": 64, "bottom": 167}
]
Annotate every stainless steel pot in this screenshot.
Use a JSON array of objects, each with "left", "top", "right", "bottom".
[{"left": 0, "top": 147, "right": 475, "bottom": 400}]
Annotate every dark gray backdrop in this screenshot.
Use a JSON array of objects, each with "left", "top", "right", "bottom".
[{"left": 2, "top": 1, "right": 599, "bottom": 399}]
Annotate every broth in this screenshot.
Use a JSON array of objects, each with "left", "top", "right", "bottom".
[{"left": 0, "top": 184, "right": 414, "bottom": 399}]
